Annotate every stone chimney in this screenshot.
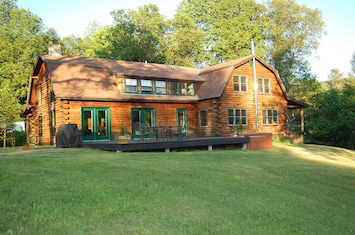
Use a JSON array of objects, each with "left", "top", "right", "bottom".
[{"left": 48, "top": 44, "right": 62, "bottom": 56}]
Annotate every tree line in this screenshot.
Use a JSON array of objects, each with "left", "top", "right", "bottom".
[{"left": 0, "top": 0, "right": 354, "bottom": 149}]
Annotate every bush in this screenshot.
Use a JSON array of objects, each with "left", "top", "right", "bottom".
[{"left": 6, "top": 131, "right": 27, "bottom": 147}]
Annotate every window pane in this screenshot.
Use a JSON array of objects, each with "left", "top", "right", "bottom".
[
  {"left": 126, "top": 78, "right": 137, "bottom": 85},
  {"left": 199, "top": 110, "right": 207, "bottom": 127},
  {"left": 186, "top": 83, "right": 194, "bottom": 96},
  {"left": 141, "top": 79, "right": 151, "bottom": 86},
  {"left": 155, "top": 81, "right": 165, "bottom": 87},
  {"left": 171, "top": 82, "right": 179, "bottom": 95},
  {"left": 141, "top": 79, "right": 152, "bottom": 93},
  {"left": 125, "top": 78, "right": 137, "bottom": 92}
]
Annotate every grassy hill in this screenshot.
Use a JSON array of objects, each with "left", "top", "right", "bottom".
[{"left": 1, "top": 143, "right": 354, "bottom": 234}]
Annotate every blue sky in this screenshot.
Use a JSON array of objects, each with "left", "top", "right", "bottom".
[{"left": 17, "top": 0, "right": 355, "bottom": 81}]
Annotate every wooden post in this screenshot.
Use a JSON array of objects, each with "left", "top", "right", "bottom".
[{"left": 300, "top": 108, "right": 304, "bottom": 132}]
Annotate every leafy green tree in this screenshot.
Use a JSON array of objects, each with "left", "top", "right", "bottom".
[
  {"left": 61, "top": 21, "right": 104, "bottom": 57},
  {"left": 306, "top": 85, "right": 355, "bottom": 149},
  {"left": 92, "top": 4, "right": 167, "bottom": 63},
  {"left": 263, "top": 0, "right": 326, "bottom": 91},
  {"left": 175, "top": 0, "right": 266, "bottom": 66},
  {"left": 351, "top": 51, "right": 355, "bottom": 73},
  {"left": 61, "top": 35, "right": 87, "bottom": 57},
  {"left": 0, "top": 0, "right": 60, "bottom": 104},
  {"left": 164, "top": 11, "right": 204, "bottom": 66},
  {"left": 0, "top": 84, "right": 22, "bottom": 148},
  {"left": 326, "top": 68, "right": 345, "bottom": 90}
]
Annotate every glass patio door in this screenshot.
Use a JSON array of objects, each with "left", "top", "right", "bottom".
[
  {"left": 131, "top": 108, "right": 156, "bottom": 139},
  {"left": 82, "top": 107, "right": 110, "bottom": 141},
  {"left": 177, "top": 108, "right": 188, "bottom": 137}
]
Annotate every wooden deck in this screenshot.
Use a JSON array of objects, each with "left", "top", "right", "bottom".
[{"left": 81, "top": 136, "right": 250, "bottom": 152}]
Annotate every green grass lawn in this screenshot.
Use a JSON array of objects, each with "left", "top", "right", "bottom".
[{"left": 0, "top": 143, "right": 354, "bottom": 234}]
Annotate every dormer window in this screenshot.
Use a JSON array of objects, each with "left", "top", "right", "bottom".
[
  {"left": 124, "top": 78, "right": 194, "bottom": 96},
  {"left": 141, "top": 80, "right": 152, "bottom": 94},
  {"left": 155, "top": 81, "right": 167, "bottom": 94},
  {"left": 125, "top": 78, "right": 138, "bottom": 93},
  {"left": 171, "top": 82, "right": 194, "bottom": 96}
]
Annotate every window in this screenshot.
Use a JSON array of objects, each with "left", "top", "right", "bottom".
[
  {"left": 125, "top": 78, "right": 138, "bottom": 93},
  {"left": 124, "top": 79, "right": 194, "bottom": 96},
  {"left": 186, "top": 82, "right": 195, "bottom": 96},
  {"left": 50, "top": 110, "right": 56, "bottom": 136},
  {"left": 199, "top": 110, "right": 208, "bottom": 127},
  {"left": 140, "top": 79, "right": 152, "bottom": 94},
  {"left": 228, "top": 108, "right": 247, "bottom": 125},
  {"left": 171, "top": 82, "right": 194, "bottom": 96},
  {"left": 155, "top": 81, "right": 167, "bottom": 94},
  {"left": 233, "top": 75, "right": 247, "bottom": 92},
  {"left": 50, "top": 82, "right": 55, "bottom": 102},
  {"left": 38, "top": 114, "right": 43, "bottom": 136},
  {"left": 38, "top": 84, "right": 42, "bottom": 105},
  {"left": 262, "top": 109, "right": 278, "bottom": 125},
  {"left": 258, "top": 78, "right": 270, "bottom": 94},
  {"left": 171, "top": 82, "right": 180, "bottom": 95}
]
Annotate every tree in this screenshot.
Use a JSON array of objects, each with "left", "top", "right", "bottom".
[
  {"left": 306, "top": 85, "right": 355, "bottom": 149},
  {"left": 0, "top": 84, "right": 22, "bottom": 148},
  {"left": 0, "top": 0, "right": 60, "bottom": 104},
  {"left": 61, "top": 35, "right": 87, "bottom": 57},
  {"left": 288, "top": 66, "right": 322, "bottom": 104},
  {"left": 164, "top": 11, "right": 204, "bottom": 66},
  {"left": 175, "top": 0, "right": 266, "bottom": 66},
  {"left": 92, "top": 4, "right": 167, "bottom": 63},
  {"left": 263, "top": 0, "right": 326, "bottom": 91},
  {"left": 351, "top": 51, "right": 355, "bottom": 73},
  {"left": 327, "top": 68, "right": 345, "bottom": 90}
]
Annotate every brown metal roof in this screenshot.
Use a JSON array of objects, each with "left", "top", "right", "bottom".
[
  {"left": 33, "top": 54, "right": 305, "bottom": 106},
  {"left": 42, "top": 54, "right": 203, "bottom": 82}
]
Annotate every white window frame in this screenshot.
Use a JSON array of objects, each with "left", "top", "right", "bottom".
[
  {"left": 258, "top": 78, "right": 271, "bottom": 94},
  {"left": 233, "top": 75, "right": 248, "bottom": 92},
  {"left": 262, "top": 109, "right": 279, "bottom": 125},
  {"left": 125, "top": 78, "right": 138, "bottom": 93},
  {"left": 228, "top": 108, "right": 248, "bottom": 126},
  {"left": 140, "top": 79, "right": 152, "bottom": 94}
]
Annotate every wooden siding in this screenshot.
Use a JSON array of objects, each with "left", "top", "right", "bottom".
[
  {"left": 26, "top": 58, "right": 291, "bottom": 145},
  {"left": 210, "top": 61, "right": 287, "bottom": 136}
]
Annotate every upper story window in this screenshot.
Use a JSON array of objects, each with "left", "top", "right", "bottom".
[
  {"left": 125, "top": 78, "right": 194, "bottom": 96},
  {"left": 233, "top": 75, "right": 248, "bottom": 92},
  {"left": 140, "top": 79, "right": 152, "bottom": 94},
  {"left": 228, "top": 108, "right": 248, "bottom": 126},
  {"left": 155, "top": 81, "right": 167, "bottom": 94},
  {"left": 125, "top": 78, "right": 138, "bottom": 93},
  {"left": 171, "top": 82, "right": 194, "bottom": 96},
  {"left": 258, "top": 78, "right": 270, "bottom": 94},
  {"left": 262, "top": 109, "right": 278, "bottom": 125}
]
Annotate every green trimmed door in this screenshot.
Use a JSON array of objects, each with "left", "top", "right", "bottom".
[
  {"left": 177, "top": 108, "right": 187, "bottom": 137},
  {"left": 131, "top": 108, "right": 156, "bottom": 139},
  {"left": 82, "top": 107, "right": 111, "bottom": 141}
]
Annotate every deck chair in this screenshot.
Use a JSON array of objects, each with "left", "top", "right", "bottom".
[
  {"left": 134, "top": 122, "right": 151, "bottom": 140},
  {"left": 169, "top": 126, "right": 184, "bottom": 140}
]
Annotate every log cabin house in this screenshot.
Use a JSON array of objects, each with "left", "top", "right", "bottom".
[{"left": 21, "top": 47, "right": 307, "bottom": 146}]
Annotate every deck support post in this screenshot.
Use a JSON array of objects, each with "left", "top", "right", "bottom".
[
  {"left": 208, "top": 145, "right": 213, "bottom": 151},
  {"left": 165, "top": 148, "right": 170, "bottom": 153},
  {"left": 242, "top": 143, "right": 247, "bottom": 150}
]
